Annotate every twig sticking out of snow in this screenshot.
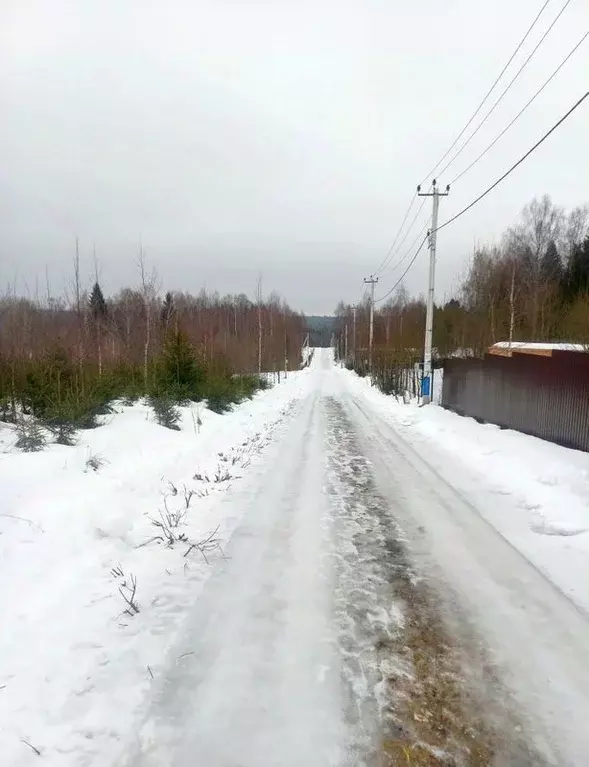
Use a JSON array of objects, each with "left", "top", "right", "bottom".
[
  {"left": 20, "top": 739, "right": 42, "bottom": 756},
  {"left": 148, "top": 500, "right": 189, "bottom": 547},
  {"left": 0, "top": 514, "right": 44, "bottom": 532},
  {"left": 135, "top": 535, "right": 162, "bottom": 549},
  {"left": 85, "top": 452, "right": 106, "bottom": 473},
  {"left": 120, "top": 574, "right": 139, "bottom": 615},
  {"left": 182, "top": 484, "right": 195, "bottom": 509},
  {"left": 113, "top": 570, "right": 140, "bottom": 616},
  {"left": 184, "top": 525, "right": 222, "bottom": 564}
]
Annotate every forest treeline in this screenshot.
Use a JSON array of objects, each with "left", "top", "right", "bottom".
[
  {"left": 0, "top": 253, "right": 306, "bottom": 434},
  {"left": 335, "top": 194, "right": 589, "bottom": 366}
]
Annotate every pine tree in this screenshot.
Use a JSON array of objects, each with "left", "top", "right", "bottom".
[
  {"left": 540, "top": 239, "right": 563, "bottom": 283},
  {"left": 161, "top": 330, "right": 204, "bottom": 398},
  {"left": 148, "top": 394, "right": 181, "bottom": 430},
  {"left": 564, "top": 237, "right": 589, "bottom": 300},
  {"left": 89, "top": 282, "right": 108, "bottom": 320},
  {"left": 161, "top": 291, "right": 175, "bottom": 331}
]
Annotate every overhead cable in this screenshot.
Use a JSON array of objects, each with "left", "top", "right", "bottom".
[
  {"left": 449, "top": 29, "right": 589, "bottom": 185},
  {"left": 373, "top": 89, "right": 588, "bottom": 304},
  {"left": 374, "top": 236, "right": 429, "bottom": 304},
  {"left": 377, "top": 194, "right": 429, "bottom": 274},
  {"left": 436, "top": 0, "right": 574, "bottom": 180},
  {"left": 373, "top": 193, "right": 417, "bottom": 275},
  {"left": 418, "top": 0, "right": 553, "bottom": 185},
  {"left": 436, "top": 90, "right": 589, "bottom": 234}
]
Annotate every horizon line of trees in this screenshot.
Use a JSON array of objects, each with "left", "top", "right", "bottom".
[{"left": 0, "top": 251, "right": 306, "bottom": 434}]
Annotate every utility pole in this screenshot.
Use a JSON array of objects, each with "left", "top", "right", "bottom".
[
  {"left": 352, "top": 304, "right": 357, "bottom": 363},
  {"left": 363, "top": 275, "right": 378, "bottom": 375},
  {"left": 344, "top": 322, "right": 348, "bottom": 365},
  {"left": 417, "top": 179, "right": 449, "bottom": 403}
]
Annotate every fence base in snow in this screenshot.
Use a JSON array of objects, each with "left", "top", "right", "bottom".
[{"left": 441, "top": 351, "right": 589, "bottom": 452}]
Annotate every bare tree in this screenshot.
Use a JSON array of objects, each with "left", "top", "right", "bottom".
[
  {"left": 256, "top": 274, "right": 263, "bottom": 375},
  {"left": 563, "top": 204, "right": 589, "bottom": 266},
  {"left": 137, "top": 245, "right": 159, "bottom": 390},
  {"left": 516, "top": 195, "right": 564, "bottom": 337},
  {"left": 72, "top": 237, "right": 86, "bottom": 390}
]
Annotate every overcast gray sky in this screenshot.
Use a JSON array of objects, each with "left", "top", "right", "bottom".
[{"left": 1, "top": 0, "right": 587, "bottom": 313}]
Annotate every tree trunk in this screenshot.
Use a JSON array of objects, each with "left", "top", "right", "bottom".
[
  {"left": 509, "top": 262, "right": 516, "bottom": 346},
  {"left": 143, "top": 302, "right": 150, "bottom": 391},
  {"left": 258, "top": 305, "right": 262, "bottom": 375},
  {"left": 97, "top": 325, "right": 102, "bottom": 377}
]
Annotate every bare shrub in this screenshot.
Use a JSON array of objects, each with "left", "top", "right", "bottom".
[
  {"left": 85, "top": 453, "right": 106, "bottom": 472},
  {"left": 184, "top": 525, "right": 223, "bottom": 564},
  {"left": 147, "top": 498, "right": 188, "bottom": 547},
  {"left": 111, "top": 567, "right": 139, "bottom": 616},
  {"left": 214, "top": 466, "right": 232, "bottom": 483}
]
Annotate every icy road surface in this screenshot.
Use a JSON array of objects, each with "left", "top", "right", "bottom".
[{"left": 116, "top": 349, "right": 589, "bottom": 766}]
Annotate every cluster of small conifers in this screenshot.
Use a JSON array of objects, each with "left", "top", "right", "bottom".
[{"left": 0, "top": 330, "right": 270, "bottom": 450}]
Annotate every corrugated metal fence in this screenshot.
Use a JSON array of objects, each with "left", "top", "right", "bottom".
[{"left": 441, "top": 351, "right": 589, "bottom": 452}]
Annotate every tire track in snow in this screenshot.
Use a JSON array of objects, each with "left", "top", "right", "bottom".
[
  {"left": 338, "top": 392, "right": 555, "bottom": 766},
  {"left": 324, "top": 396, "right": 409, "bottom": 764},
  {"left": 324, "top": 397, "right": 503, "bottom": 766}
]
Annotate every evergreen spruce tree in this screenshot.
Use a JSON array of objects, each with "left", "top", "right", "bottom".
[
  {"left": 161, "top": 291, "right": 175, "bottom": 331},
  {"left": 148, "top": 394, "right": 182, "bottom": 430},
  {"left": 564, "top": 237, "right": 589, "bottom": 300},
  {"left": 162, "top": 330, "right": 203, "bottom": 397},
  {"left": 89, "top": 282, "right": 108, "bottom": 320},
  {"left": 540, "top": 240, "right": 563, "bottom": 283}
]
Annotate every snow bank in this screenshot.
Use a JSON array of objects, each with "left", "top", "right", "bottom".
[
  {"left": 491, "top": 341, "right": 587, "bottom": 352},
  {"left": 342, "top": 368, "right": 589, "bottom": 616},
  {"left": 0, "top": 370, "right": 311, "bottom": 766}
]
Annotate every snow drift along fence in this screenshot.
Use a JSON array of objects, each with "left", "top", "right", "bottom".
[{"left": 441, "top": 351, "right": 589, "bottom": 452}]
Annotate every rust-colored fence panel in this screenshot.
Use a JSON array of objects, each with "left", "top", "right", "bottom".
[{"left": 441, "top": 351, "right": 589, "bottom": 452}]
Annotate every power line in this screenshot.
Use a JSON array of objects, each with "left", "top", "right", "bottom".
[
  {"left": 373, "top": 89, "right": 588, "bottom": 306},
  {"left": 377, "top": 195, "right": 429, "bottom": 274},
  {"left": 436, "top": 0, "right": 573, "bottom": 180},
  {"left": 435, "top": 90, "right": 589, "bottom": 235},
  {"left": 449, "top": 29, "right": 589, "bottom": 186},
  {"left": 375, "top": 235, "right": 429, "bottom": 304},
  {"left": 373, "top": 193, "right": 416, "bottom": 275},
  {"left": 384, "top": 218, "right": 430, "bottom": 276},
  {"left": 419, "top": 0, "right": 552, "bottom": 185}
]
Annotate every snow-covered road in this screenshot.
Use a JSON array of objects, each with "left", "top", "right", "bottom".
[
  {"left": 116, "top": 349, "right": 589, "bottom": 766},
  {"left": 3, "top": 347, "right": 589, "bottom": 765}
]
